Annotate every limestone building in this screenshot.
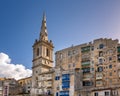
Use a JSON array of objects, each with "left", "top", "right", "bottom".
[
  {"left": 31, "top": 13, "right": 54, "bottom": 96},
  {"left": 54, "top": 38, "right": 120, "bottom": 96},
  {"left": 31, "top": 13, "right": 120, "bottom": 96},
  {"left": 1, "top": 78, "right": 20, "bottom": 96},
  {"left": 18, "top": 76, "right": 32, "bottom": 94}
]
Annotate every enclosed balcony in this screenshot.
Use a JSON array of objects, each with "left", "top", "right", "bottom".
[
  {"left": 46, "top": 81, "right": 52, "bottom": 87},
  {"left": 96, "top": 81, "right": 103, "bottom": 87},
  {"left": 81, "top": 46, "right": 90, "bottom": 53},
  {"left": 96, "top": 73, "right": 103, "bottom": 80},
  {"left": 83, "top": 74, "right": 92, "bottom": 81},
  {"left": 82, "top": 68, "right": 90, "bottom": 74},
  {"left": 62, "top": 74, "right": 70, "bottom": 89}
]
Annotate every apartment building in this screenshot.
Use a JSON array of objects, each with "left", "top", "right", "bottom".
[
  {"left": 54, "top": 38, "right": 120, "bottom": 96},
  {"left": 18, "top": 76, "right": 32, "bottom": 95}
]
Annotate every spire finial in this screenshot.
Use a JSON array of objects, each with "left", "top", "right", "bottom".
[
  {"left": 39, "top": 12, "right": 48, "bottom": 41},
  {"left": 43, "top": 11, "right": 46, "bottom": 21}
]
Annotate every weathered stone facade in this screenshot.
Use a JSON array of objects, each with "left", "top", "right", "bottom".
[
  {"left": 18, "top": 76, "right": 32, "bottom": 95},
  {"left": 54, "top": 38, "right": 120, "bottom": 96},
  {"left": 31, "top": 14, "right": 120, "bottom": 96}
]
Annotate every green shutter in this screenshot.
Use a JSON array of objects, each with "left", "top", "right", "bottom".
[
  {"left": 81, "top": 61, "right": 90, "bottom": 66},
  {"left": 117, "top": 47, "right": 120, "bottom": 53}
]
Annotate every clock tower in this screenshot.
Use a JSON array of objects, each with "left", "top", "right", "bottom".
[{"left": 31, "top": 13, "right": 54, "bottom": 96}]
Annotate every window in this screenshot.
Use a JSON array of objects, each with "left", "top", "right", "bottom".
[
  {"left": 92, "top": 61, "right": 94, "bottom": 64},
  {"left": 81, "top": 46, "right": 90, "bottom": 53},
  {"left": 96, "top": 81, "right": 102, "bottom": 85},
  {"left": 47, "top": 90, "right": 51, "bottom": 95},
  {"left": 20, "top": 82, "right": 22, "bottom": 85},
  {"left": 109, "top": 50, "right": 113, "bottom": 54},
  {"left": 83, "top": 81, "right": 92, "bottom": 86},
  {"left": 99, "top": 58, "right": 103, "bottom": 64},
  {"left": 105, "top": 91, "right": 109, "bottom": 96},
  {"left": 82, "top": 68, "right": 90, "bottom": 73},
  {"left": 73, "top": 63, "right": 75, "bottom": 67},
  {"left": 62, "top": 74, "right": 70, "bottom": 89},
  {"left": 94, "top": 92, "right": 98, "bottom": 96},
  {"left": 60, "top": 91, "right": 69, "bottom": 96},
  {"left": 56, "top": 92, "right": 59, "bottom": 96},
  {"left": 91, "top": 46, "right": 94, "bottom": 51},
  {"left": 62, "top": 74, "right": 70, "bottom": 81},
  {"left": 117, "top": 46, "right": 120, "bottom": 53},
  {"left": 99, "top": 44, "right": 104, "bottom": 49},
  {"left": 117, "top": 54, "right": 120, "bottom": 61},
  {"left": 36, "top": 77, "right": 38, "bottom": 80},
  {"left": 46, "top": 48, "right": 49, "bottom": 56},
  {"left": 37, "top": 48, "right": 39, "bottom": 56},
  {"left": 36, "top": 71, "right": 38, "bottom": 73},
  {"left": 68, "top": 51, "right": 72, "bottom": 56},
  {"left": 68, "top": 64, "right": 71, "bottom": 68},
  {"left": 109, "top": 65, "right": 112, "bottom": 69},
  {"left": 109, "top": 57, "right": 112, "bottom": 61},
  {"left": 55, "top": 76, "right": 60, "bottom": 80},
  {"left": 97, "top": 67, "right": 103, "bottom": 72},
  {"left": 62, "top": 81, "right": 70, "bottom": 88},
  {"left": 92, "top": 68, "right": 94, "bottom": 71},
  {"left": 28, "top": 87, "right": 30, "bottom": 89},
  {"left": 109, "top": 72, "right": 112, "bottom": 76}
]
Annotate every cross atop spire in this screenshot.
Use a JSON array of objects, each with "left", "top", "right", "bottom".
[
  {"left": 43, "top": 11, "right": 46, "bottom": 21},
  {"left": 39, "top": 12, "right": 48, "bottom": 41}
]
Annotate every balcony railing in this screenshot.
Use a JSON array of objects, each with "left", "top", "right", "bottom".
[
  {"left": 81, "top": 61, "right": 90, "bottom": 67},
  {"left": 83, "top": 77, "right": 91, "bottom": 81},
  {"left": 96, "top": 76, "right": 102, "bottom": 80},
  {"left": 47, "top": 77, "right": 52, "bottom": 80}
]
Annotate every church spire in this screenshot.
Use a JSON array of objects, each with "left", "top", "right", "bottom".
[{"left": 39, "top": 12, "right": 48, "bottom": 41}]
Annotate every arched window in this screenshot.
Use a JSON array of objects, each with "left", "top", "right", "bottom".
[
  {"left": 46, "top": 48, "right": 49, "bottom": 56},
  {"left": 37, "top": 48, "right": 39, "bottom": 56}
]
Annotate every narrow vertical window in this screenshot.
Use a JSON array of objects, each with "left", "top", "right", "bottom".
[
  {"left": 46, "top": 48, "right": 49, "bottom": 56},
  {"left": 37, "top": 48, "right": 39, "bottom": 56}
]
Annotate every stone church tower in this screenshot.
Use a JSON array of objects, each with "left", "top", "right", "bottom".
[{"left": 31, "top": 13, "right": 54, "bottom": 96}]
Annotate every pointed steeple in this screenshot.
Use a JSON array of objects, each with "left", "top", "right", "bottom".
[{"left": 39, "top": 12, "right": 48, "bottom": 41}]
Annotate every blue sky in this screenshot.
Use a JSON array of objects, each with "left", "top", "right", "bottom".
[{"left": 0, "top": 0, "right": 120, "bottom": 69}]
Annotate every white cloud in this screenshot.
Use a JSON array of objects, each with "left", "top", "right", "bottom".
[{"left": 0, "top": 52, "right": 32, "bottom": 80}]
